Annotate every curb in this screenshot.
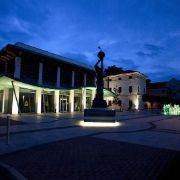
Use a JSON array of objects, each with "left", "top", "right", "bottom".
[{"left": 0, "top": 162, "right": 28, "bottom": 180}]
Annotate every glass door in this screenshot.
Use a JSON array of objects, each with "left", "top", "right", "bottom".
[{"left": 59, "top": 95, "right": 69, "bottom": 112}]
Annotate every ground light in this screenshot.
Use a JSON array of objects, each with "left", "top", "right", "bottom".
[
  {"left": 163, "top": 104, "right": 180, "bottom": 115},
  {"left": 79, "top": 121, "right": 121, "bottom": 127}
]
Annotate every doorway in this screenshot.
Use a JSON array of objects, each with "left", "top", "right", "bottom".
[{"left": 59, "top": 95, "right": 69, "bottom": 112}]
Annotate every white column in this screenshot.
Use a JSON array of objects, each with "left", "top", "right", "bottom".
[
  {"left": 92, "top": 89, "right": 96, "bottom": 101},
  {"left": 54, "top": 90, "right": 59, "bottom": 113},
  {"left": 12, "top": 86, "right": 19, "bottom": 115},
  {"left": 14, "top": 57, "right": 21, "bottom": 79},
  {"left": 56, "top": 67, "right": 61, "bottom": 88},
  {"left": 69, "top": 90, "right": 74, "bottom": 112},
  {"left": 84, "top": 74, "right": 87, "bottom": 87},
  {"left": 2, "top": 88, "right": 9, "bottom": 113},
  {"left": 72, "top": 71, "right": 75, "bottom": 87},
  {"left": 36, "top": 89, "right": 41, "bottom": 114},
  {"left": 82, "top": 88, "right": 86, "bottom": 110},
  {"left": 38, "top": 62, "right": 43, "bottom": 85}
]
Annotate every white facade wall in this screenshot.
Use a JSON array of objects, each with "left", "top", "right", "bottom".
[{"left": 104, "top": 73, "right": 146, "bottom": 111}]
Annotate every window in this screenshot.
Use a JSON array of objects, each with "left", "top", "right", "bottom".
[
  {"left": 109, "top": 79, "right": 112, "bottom": 81},
  {"left": 129, "top": 86, "right": 132, "bottom": 93},
  {"left": 129, "top": 76, "right": 132, "bottom": 79},
  {"left": 138, "top": 86, "right": 140, "bottom": 92},
  {"left": 118, "top": 77, "right": 121, "bottom": 80},
  {"left": 118, "top": 87, "right": 122, "bottom": 93}
]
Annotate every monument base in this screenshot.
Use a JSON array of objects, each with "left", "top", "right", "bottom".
[
  {"left": 92, "top": 98, "right": 107, "bottom": 108},
  {"left": 84, "top": 108, "right": 116, "bottom": 123}
]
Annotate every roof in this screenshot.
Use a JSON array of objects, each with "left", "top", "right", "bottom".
[
  {"left": 105, "top": 71, "right": 147, "bottom": 78},
  {"left": 147, "top": 82, "right": 168, "bottom": 89},
  {"left": 1, "top": 42, "right": 94, "bottom": 71}
]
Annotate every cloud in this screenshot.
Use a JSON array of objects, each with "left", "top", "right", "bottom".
[
  {"left": 63, "top": 52, "right": 88, "bottom": 62},
  {"left": 136, "top": 43, "right": 163, "bottom": 58},
  {"left": 145, "top": 64, "right": 180, "bottom": 82},
  {"left": 144, "top": 44, "right": 163, "bottom": 52},
  {"left": 136, "top": 51, "right": 154, "bottom": 58}
]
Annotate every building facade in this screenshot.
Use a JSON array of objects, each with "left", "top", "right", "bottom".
[
  {"left": 104, "top": 71, "right": 146, "bottom": 111},
  {"left": 145, "top": 78, "right": 180, "bottom": 109},
  {"left": 0, "top": 42, "right": 114, "bottom": 115}
]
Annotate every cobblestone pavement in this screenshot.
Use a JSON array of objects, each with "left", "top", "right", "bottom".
[{"left": 0, "top": 136, "right": 180, "bottom": 180}]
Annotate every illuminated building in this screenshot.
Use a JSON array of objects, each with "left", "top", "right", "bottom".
[
  {"left": 0, "top": 42, "right": 113, "bottom": 114},
  {"left": 104, "top": 71, "right": 146, "bottom": 111}
]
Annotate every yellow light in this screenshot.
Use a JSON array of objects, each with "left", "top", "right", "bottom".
[{"left": 79, "top": 121, "right": 121, "bottom": 127}]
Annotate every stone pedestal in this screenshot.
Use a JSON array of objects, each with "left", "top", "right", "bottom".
[{"left": 84, "top": 108, "right": 116, "bottom": 122}]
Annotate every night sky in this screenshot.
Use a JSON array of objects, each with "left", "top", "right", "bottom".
[{"left": 0, "top": 0, "right": 180, "bottom": 82}]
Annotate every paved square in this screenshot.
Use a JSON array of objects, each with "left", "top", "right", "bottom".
[
  {"left": 0, "top": 110, "right": 180, "bottom": 179},
  {"left": 1, "top": 136, "right": 180, "bottom": 180}
]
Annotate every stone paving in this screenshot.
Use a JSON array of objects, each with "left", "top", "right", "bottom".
[
  {"left": 0, "top": 136, "right": 180, "bottom": 180},
  {"left": 0, "top": 110, "right": 179, "bottom": 179},
  {"left": 0, "top": 111, "right": 179, "bottom": 154}
]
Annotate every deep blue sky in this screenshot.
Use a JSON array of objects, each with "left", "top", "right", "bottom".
[{"left": 0, "top": 0, "right": 180, "bottom": 82}]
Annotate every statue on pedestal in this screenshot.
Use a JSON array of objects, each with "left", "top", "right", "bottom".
[
  {"left": 84, "top": 47, "right": 116, "bottom": 123},
  {"left": 92, "top": 48, "right": 107, "bottom": 108}
]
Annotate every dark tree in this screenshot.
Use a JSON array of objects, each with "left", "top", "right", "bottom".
[
  {"left": 146, "top": 79, "right": 151, "bottom": 84},
  {"left": 104, "top": 65, "right": 124, "bottom": 76}
]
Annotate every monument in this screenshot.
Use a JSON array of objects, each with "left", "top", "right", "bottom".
[{"left": 84, "top": 48, "right": 116, "bottom": 122}]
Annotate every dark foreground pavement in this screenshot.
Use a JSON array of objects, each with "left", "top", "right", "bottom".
[{"left": 0, "top": 137, "right": 180, "bottom": 180}]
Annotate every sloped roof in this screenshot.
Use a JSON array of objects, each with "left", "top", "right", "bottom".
[
  {"left": 105, "top": 70, "right": 147, "bottom": 78},
  {"left": 4, "top": 42, "right": 94, "bottom": 71}
]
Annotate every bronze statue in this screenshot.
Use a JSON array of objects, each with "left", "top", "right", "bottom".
[{"left": 92, "top": 48, "right": 107, "bottom": 108}]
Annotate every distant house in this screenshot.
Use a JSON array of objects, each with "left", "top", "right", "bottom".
[
  {"left": 144, "top": 78, "right": 180, "bottom": 109},
  {"left": 104, "top": 71, "right": 146, "bottom": 111}
]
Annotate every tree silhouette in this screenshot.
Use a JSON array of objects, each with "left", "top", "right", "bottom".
[{"left": 104, "top": 65, "right": 124, "bottom": 76}]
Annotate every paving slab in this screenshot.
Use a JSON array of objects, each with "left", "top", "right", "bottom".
[{"left": 95, "top": 130, "right": 180, "bottom": 151}]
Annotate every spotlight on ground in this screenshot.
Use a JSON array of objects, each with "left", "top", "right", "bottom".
[{"left": 79, "top": 121, "right": 121, "bottom": 127}]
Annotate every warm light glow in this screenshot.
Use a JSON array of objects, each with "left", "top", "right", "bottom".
[
  {"left": 79, "top": 121, "right": 121, "bottom": 127},
  {"left": 135, "top": 97, "right": 139, "bottom": 110},
  {"left": 163, "top": 104, "right": 180, "bottom": 115}
]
